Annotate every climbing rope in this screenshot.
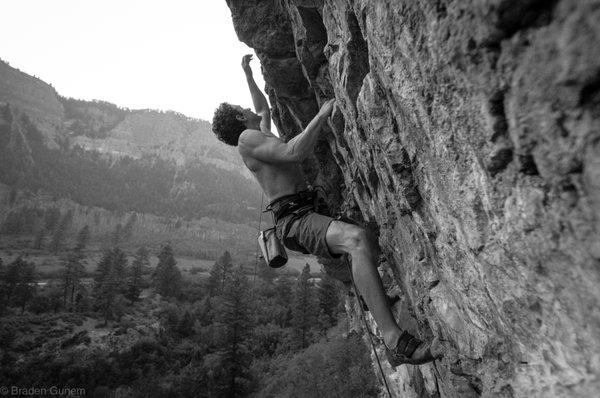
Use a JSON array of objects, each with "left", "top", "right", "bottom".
[
  {"left": 345, "top": 257, "right": 393, "bottom": 398},
  {"left": 315, "top": 179, "right": 392, "bottom": 396}
]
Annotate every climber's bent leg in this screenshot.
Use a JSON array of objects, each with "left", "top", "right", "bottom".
[
  {"left": 275, "top": 210, "right": 441, "bottom": 365},
  {"left": 325, "top": 220, "right": 441, "bottom": 366},
  {"left": 324, "top": 220, "right": 402, "bottom": 348}
]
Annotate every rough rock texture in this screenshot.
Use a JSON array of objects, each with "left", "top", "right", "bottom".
[{"left": 225, "top": 0, "right": 600, "bottom": 396}]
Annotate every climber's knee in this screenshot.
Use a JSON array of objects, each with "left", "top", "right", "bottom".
[
  {"left": 325, "top": 221, "right": 369, "bottom": 255},
  {"left": 345, "top": 226, "right": 369, "bottom": 252}
]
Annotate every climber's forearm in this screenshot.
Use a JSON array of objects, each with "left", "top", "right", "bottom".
[
  {"left": 240, "top": 99, "right": 334, "bottom": 163},
  {"left": 285, "top": 111, "right": 329, "bottom": 161},
  {"left": 245, "top": 71, "right": 269, "bottom": 114}
]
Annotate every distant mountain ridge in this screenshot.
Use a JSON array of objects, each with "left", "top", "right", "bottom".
[
  {"left": 0, "top": 59, "right": 250, "bottom": 178},
  {"left": 0, "top": 59, "right": 261, "bottom": 225},
  {"left": 0, "top": 59, "right": 63, "bottom": 148}
]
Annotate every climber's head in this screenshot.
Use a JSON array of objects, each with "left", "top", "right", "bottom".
[{"left": 212, "top": 103, "right": 261, "bottom": 146}]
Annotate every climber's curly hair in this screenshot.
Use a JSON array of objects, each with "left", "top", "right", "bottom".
[{"left": 212, "top": 103, "right": 246, "bottom": 146}]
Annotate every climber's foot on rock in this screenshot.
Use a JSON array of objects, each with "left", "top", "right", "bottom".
[{"left": 385, "top": 331, "right": 442, "bottom": 366}]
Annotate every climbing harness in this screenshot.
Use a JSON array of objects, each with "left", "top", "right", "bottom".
[
  {"left": 266, "top": 189, "right": 318, "bottom": 222},
  {"left": 262, "top": 188, "right": 323, "bottom": 260}
]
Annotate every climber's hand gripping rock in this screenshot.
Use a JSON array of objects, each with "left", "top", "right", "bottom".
[{"left": 241, "top": 54, "right": 253, "bottom": 75}]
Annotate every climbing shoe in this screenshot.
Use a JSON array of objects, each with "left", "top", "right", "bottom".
[{"left": 385, "top": 331, "right": 439, "bottom": 366}]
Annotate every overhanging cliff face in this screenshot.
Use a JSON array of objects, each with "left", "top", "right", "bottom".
[{"left": 225, "top": 1, "right": 600, "bottom": 396}]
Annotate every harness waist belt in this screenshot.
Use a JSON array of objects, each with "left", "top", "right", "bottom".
[{"left": 267, "top": 190, "right": 316, "bottom": 222}]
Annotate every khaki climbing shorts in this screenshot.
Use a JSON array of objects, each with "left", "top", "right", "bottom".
[{"left": 275, "top": 210, "right": 351, "bottom": 282}]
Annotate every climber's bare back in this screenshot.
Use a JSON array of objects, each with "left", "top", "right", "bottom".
[{"left": 239, "top": 129, "right": 307, "bottom": 203}]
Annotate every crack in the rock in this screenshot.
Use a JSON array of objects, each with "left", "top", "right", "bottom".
[
  {"left": 345, "top": 9, "right": 370, "bottom": 109},
  {"left": 496, "top": 0, "right": 559, "bottom": 39}
]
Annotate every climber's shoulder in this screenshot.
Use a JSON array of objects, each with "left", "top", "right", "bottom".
[
  {"left": 239, "top": 128, "right": 281, "bottom": 147},
  {"left": 238, "top": 128, "right": 263, "bottom": 146},
  {"left": 238, "top": 129, "right": 287, "bottom": 164},
  {"left": 238, "top": 129, "right": 266, "bottom": 155}
]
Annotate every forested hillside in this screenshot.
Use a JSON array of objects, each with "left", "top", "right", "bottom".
[
  {"left": 0, "top": 246, "right": 379, "bottom": 397},
  {"left": 0, "top": 103, "right": 260, "bottom": 223},
  {"left": 0, "top": 58, "right": 266, "bottom": 265}
]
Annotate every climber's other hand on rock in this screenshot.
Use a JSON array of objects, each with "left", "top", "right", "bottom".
[
  {"left": 319, "top": 98, "right": 335, "bottom": 117},
  {"left": 242, "top": 54, "right": 253, "bottom": 75}
]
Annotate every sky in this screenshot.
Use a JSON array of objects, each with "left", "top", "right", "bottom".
[{"left": 0, "top": 0, "right": 267, "bottom": 122}]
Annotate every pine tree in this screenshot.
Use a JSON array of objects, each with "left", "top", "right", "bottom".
[
  {"left": 94, "top": 250, "right": 113, "bottom": 287},
  {"left": 207, "top": 264, "right": 221, "bottom": 297},
  {"left": 93, "top": 250, "right": 115, "bottom": 324},
  {"left": 1, "top": 258, "right": 21, "bottom": 306},
  {"left": 317, "top": 272, "right": 341, "bottom": 331},
  {"left": 93, "top": 248, "right": 127, "bottom": 324},
  {"left": 258, "top": 260, "right": 277, "bottom": 284},
  {"left": 177, "top": 310, "right": 195, "bottom": 338},
  {"left": 153, "top": 245, "right": 181, "bottom": 299},
  {"left": 111, "top": 249, "right": 128, "bottom": 291},
  {"left": 62, "top": 225, "right": 90, "bottom": 309},
  {"left": 207, "top": 250, "right": 233, "bottom": 296},
  {"left": 256, "top": 331, "right": 380, "bottom": 397},
  {"left": 196, "top": 296, "right": 215, "bottom": 327},
  {"left": 61, "top": 252, "right": 85, "bottom": 309},
  {"left": 291, "top": 264, "right": 317, "bottom": 349},
  {"left": 218, "top": 267, "right": 253, "bottom": 397},
  {"left": 14, "top": 260, "right": 36, "bottom": 314},
  {"left": 273, "top": 275, "right": 294, "bottom": 328},
  {"left": 113, "top": 294, "right": 126, "bottom": 322},
  {"left": 126, "top": 246, "right": 148, "bottom": 303},
  {"left": 1, "top": 258, "right": 37, "bottom": 314}
]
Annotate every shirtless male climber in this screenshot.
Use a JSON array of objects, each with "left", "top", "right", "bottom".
[{"left": 211, "top": 54, "right": 442, "bottom": 366}]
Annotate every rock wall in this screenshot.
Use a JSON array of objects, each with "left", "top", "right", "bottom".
[{"left": 225, "top": 1, "right": 600, "bottom": 396}]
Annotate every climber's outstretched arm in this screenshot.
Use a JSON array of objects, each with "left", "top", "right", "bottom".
[
  {"left": 239, "top": 99, "right": 334, "bottom": 163},
  {"left": 242, "top": 54, "right": 271, "bottom": 133}
]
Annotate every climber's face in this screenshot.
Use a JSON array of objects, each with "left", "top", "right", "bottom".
[{"left": 234, "top": 105, "right": 262, "bottom": 128}]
